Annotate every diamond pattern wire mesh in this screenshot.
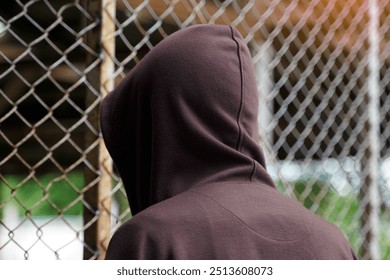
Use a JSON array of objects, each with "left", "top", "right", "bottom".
[{"left": 0, "top": 0, "right": 389, "bottom": 260}]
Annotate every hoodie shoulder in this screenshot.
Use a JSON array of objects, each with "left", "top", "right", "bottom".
[
  {"left": 105, "top": 211, "right": 170, "bottom": 260},
  {"left": 307, "top": 214, "right": 357, "bottom": 259}
]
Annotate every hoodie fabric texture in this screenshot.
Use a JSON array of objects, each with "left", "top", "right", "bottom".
[{"left": 101, "top": 24, "right": 356, "bottom": 259}]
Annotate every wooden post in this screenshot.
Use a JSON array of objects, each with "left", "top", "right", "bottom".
[
  {"left": 82, "top": 0, "right": 115, "bottom": 260},
  {"left": 98, "top": 0, "right": 115, "bottom": 260}
]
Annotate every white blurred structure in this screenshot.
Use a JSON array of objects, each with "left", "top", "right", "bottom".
[{"left": 0, "top": 204, "right": 82, "bottom": 260}]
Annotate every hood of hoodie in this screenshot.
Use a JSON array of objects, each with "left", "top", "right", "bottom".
[{"left": 100, "top": 24, "right": 275, "bottom": 216}]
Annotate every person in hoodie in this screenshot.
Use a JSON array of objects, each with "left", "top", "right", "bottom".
[{"left": 100, "top": 24, "right": 357, "bottom": 260}]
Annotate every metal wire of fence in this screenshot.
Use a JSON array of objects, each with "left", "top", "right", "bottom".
[{"left": 0, "top": 0, "right": 389, "bottom": 260}]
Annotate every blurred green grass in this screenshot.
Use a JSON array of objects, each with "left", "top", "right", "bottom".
[
  {"left": 276, "top": 179, "right": 390, "bottom": 259},
  {"left": 0, "top": 174, "right": 388, "bottom": 258}
]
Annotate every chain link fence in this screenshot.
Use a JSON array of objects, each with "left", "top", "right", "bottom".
[{"left": 0, "top": 0, "right": 389, "bottom": 260}]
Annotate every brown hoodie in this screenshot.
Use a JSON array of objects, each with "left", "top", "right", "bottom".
[{"left": 101, "top": 24, "right": 356, "bottom": 259}]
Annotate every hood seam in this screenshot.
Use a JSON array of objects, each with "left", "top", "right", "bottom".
[
  {"left": 229, "top": 26, "right": 245, "bottom": 153},
  {"left": 249, "top": 160, "right": 256, "bottom": 182},
  {"left": 230, "top": 25, "right": 255, "bottom": 183}
]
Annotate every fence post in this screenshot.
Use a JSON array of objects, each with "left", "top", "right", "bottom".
[
  {"left": 82, "top": 0, "right": 115, "bottom": 260},
  {"left": 360, "top": 0, "right": 381, "bottom": 260},
  {"left": 254, "top": 43, "right": 274, "bottom": 159}
]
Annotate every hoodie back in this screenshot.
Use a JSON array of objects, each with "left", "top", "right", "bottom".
[{"left": 101, "top": 24, "right": 356, "bottom": 259}]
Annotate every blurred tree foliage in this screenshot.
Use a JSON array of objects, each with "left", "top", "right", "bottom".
[{"left": 0, "top": 173, "right": 84, "bottom": 217}]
